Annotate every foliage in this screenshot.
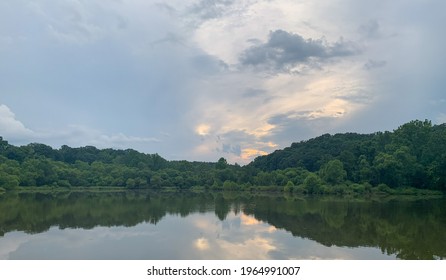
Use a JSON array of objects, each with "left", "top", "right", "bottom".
[
  {"left": 250, "top": 120, "right": 446, "bottom": 192},
  {"left": 0, "top": 119, "right": 445, "bottom": 193},
  {"left": 319, "top": 159, "right": 346, "bottom": 184},
  {"left": 303, "top": 173, "right": 323, "bottom": 194}
]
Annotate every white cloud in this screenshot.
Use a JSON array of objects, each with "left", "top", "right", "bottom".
[
  {"left": 0, "top": 104, "right": 160, "bottom": 152},
  {"left": 0, "top": 104, "right": 34, "bottom": 140},
  {"left": 43, "top": 124, "right": 161, "bottom": 150}
]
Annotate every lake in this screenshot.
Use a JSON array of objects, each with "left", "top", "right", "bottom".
[{"left": 0, "top": 191, "right": 445, "bottom": 259}]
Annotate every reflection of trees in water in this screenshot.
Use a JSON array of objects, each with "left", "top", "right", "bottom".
[
  {"left": 241, "top": 196, "right": 446, "bottom": 260},
  {"left": 0, "top": 191, "right": 444, "bottom": 259},
  {"left": 0, "top": 191, "right": 216, "bottom": 235}
]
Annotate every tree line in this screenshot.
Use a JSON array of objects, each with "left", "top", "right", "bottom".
[{"left": 0, "top": 119, "right": 445, "bottom": 194}]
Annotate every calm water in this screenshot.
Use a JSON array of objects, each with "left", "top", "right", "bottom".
[{"left": 0, "top": 191, "right": 445, "bottom": 260}]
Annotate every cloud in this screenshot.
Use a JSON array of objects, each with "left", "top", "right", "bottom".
[
  {"left": 241, "top": 148, "right": 268, "bottom": 160},
  {"left": 363, "top": 59, "right": 387, "bottom": 70},
  {"left": 242, "top": 88, "right": 267, "bottom": 98},
  {"left": 31, "top": 0, "right": 110, "bottom": 45},
  {"left": 264, "top": 114, "right": 340, "bottom": 147},
  {"left": 189, "top": 0, "right": 235, "bottom": 20},
  {"left": 154, "top": 3, "right": 178, "bottom": 16},
  {"left": 45, "top": 125, "right": 161, "bottom": 150},
  {"left": 239, "top": 29, "right": 360, "bottom": 73},
  {"left": 0, "top": 104, "right": 160, "bottom": 151},
  {"left": 196, "top": 124, "right": 211, "bottom": 136},
  {"left": 0, "top": 104, "right": 34, "bottom": 141},
  {"left": 358, "top": 19, "right": 381, "bottom": 39},
  {"left": 222, "top": 143, "right": 242, "bottom": 156},
  {"left": 1, "top": 0, "right": 445, "bottom": 165},
  {"left": 335, "top": 89, "right": 374, "bottom": 104}
]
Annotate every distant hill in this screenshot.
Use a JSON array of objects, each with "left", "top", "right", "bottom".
[{"left": 249, "top": 120, "right": 446, "bottom": 190}]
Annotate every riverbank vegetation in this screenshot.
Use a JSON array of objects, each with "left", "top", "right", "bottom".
[{"left": 0, "top": 120, "right": 445, "bottom": 195}]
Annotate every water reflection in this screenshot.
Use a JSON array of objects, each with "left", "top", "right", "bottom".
[{"left": 0, "top": 191, "right": 444, "bottom": 259}]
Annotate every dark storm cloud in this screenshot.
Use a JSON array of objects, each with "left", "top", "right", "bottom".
[{"left": 239, "top": 29, "right": 360, "bottom": 72}]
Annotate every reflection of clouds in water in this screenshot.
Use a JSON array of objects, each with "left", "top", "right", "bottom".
[
  {"left": 188, "top": 212, "right": 279, "bottom": 259},
  {"left": 190, "top": 212, "right": 395, "bottom": 260},
  {"left": 0, "top": 211, "right": 397, "bottom": 259},
  {"left": 53, "top": 226, "right": 159, "bottom": 248},
  {"left": 240, "top": 213, "right": 260, "bottom": 225},
  {"left": 267, "top": 230, "right": 396, "bottom": 260},
  {"left": 3, "top": 224, "right": 162, "bottom": 259},
  {"left": 216, "top": 237, "right": 276, "bottom": 259},
  {"left": 240, "top": 214, "right": 277, "bottom": 234},
  {"left": 194, "top": 238, "right": 210, "bottom": 251},
  {"left": 267, "top": 226, "right": 277, "bottom": 233},
  {"left": 0, "top": 231, "right": 38, "bottom": 259}
]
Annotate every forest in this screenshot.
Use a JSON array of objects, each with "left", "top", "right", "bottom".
[{"left": 0, "top": 119, "right": 445, "bottom": 194}]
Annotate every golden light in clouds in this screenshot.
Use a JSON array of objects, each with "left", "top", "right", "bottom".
[
  {"left": 241, "top": 148, "right": 268, "bottom": 160},
  {"left": 266, "top": 141, "right": 278, "bottom": 148},
  {"left": 249, "top": 123, "right": 276, "bottom": 138},
  {"left": 195, "top": 124, "right": 211, "bottom": 136},
  {"left": 188, "top": 50, "right": 365, "bottom": 164},
  {"left": 319, "top": 99, "right": 348, "bottom": 118}
]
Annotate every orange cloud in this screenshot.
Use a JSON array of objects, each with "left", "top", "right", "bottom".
[{"left": 241, "top": 148, "right": 268, "bottom": 160}]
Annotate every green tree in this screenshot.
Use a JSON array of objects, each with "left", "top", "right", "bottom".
[
  {"left": 0, "top": 170, "right": 19, "bottom": 189},
  {"left": 358, "top": 155, "right": 373, "bottom": 183},
  {"left": 216, "top": 157, "right": 228, "bottom": 170},
  {"left": 126, "top": 178, "right": 136, "bottom": 188},
  {"left": 374, "top": 152, "right": 405, "bottom": 188},
  {"left": 223, "top": 180, "right": 239, "bottom": 191},
  {"left": 303, "top": 173, "right": 322, "bottom": 194},
  {"left": 319, "top": 159, "right": 347, "bottom": 185}
]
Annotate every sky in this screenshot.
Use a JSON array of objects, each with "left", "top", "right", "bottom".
[{"left": 0, "top": 0, "right": 445, "bottom": 164}]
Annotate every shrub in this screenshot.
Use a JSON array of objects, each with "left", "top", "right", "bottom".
[
  {"left": 377, "top": 183, "right": 392, "bottom": 193},
  {"left": 303, "top": 173, "right": 322, "bottom": 194},
  {"left": 284, "top": 181, "right": 295, "bottom": 193},
  {"left": 223, "top": 180, "right": 239, "bottom": 191}
]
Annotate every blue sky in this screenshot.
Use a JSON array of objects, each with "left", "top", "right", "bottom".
[{"left": 1, "top": 0, "right": 445, "bottom": 164}]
